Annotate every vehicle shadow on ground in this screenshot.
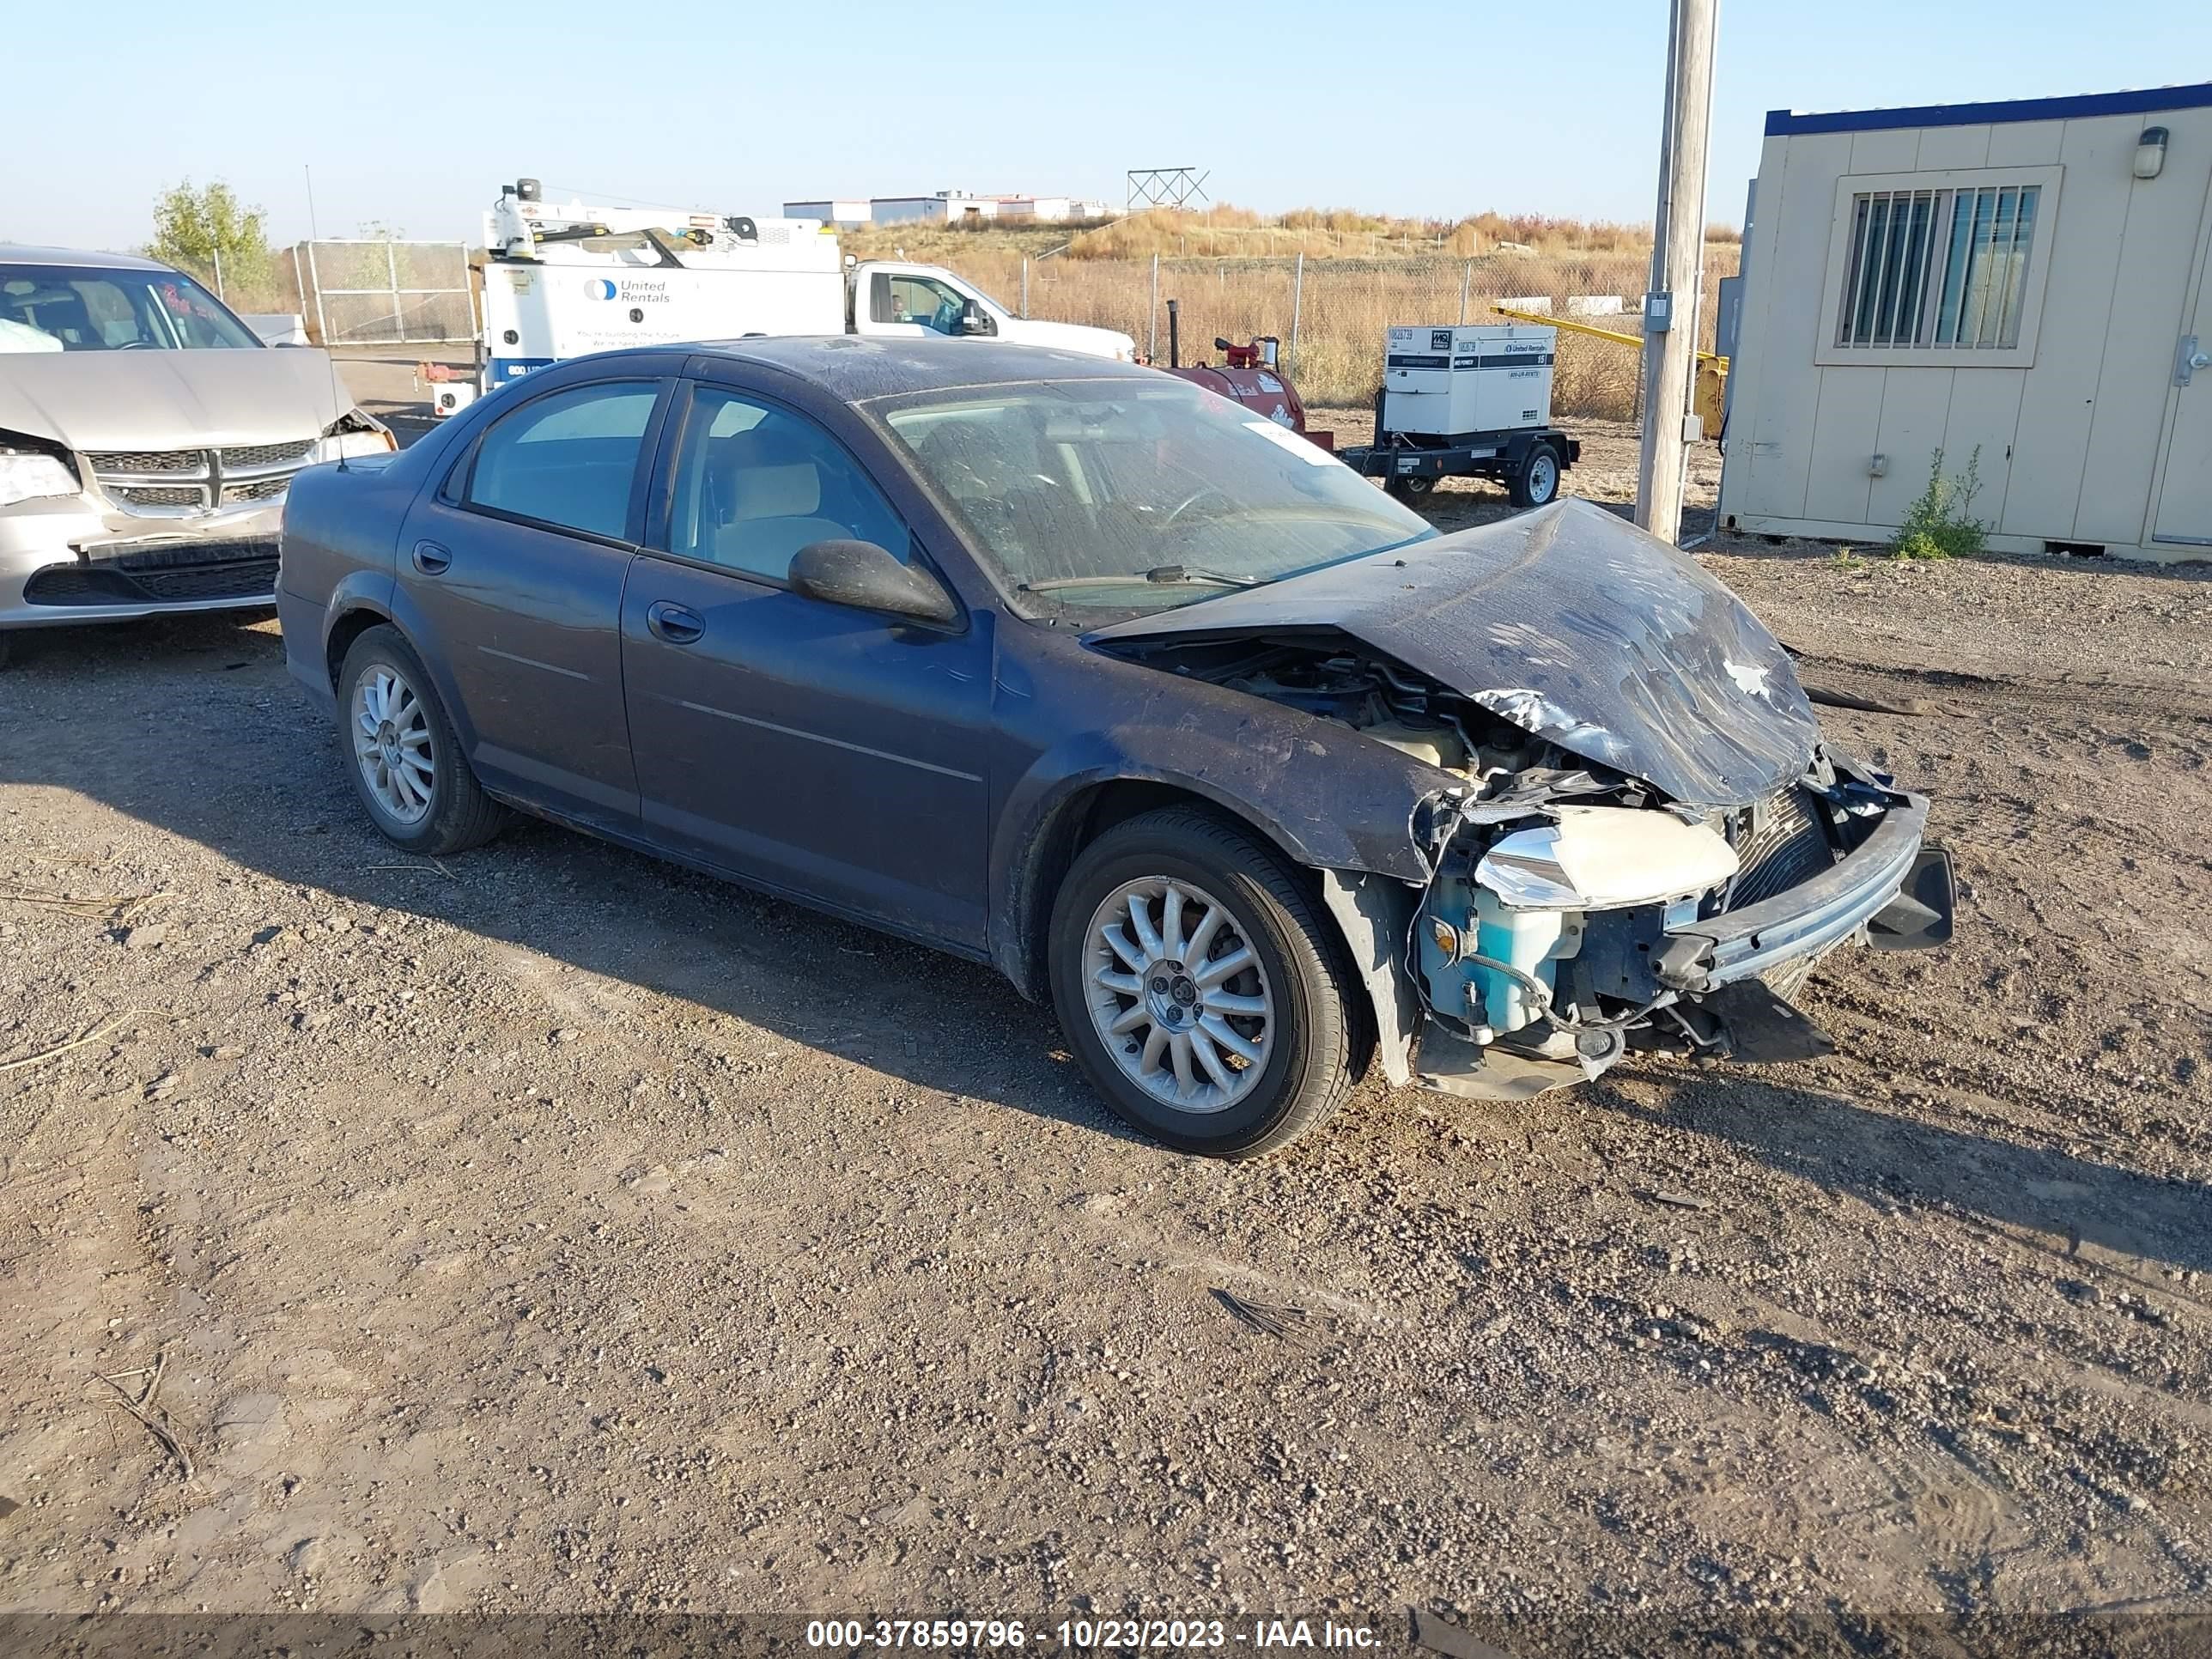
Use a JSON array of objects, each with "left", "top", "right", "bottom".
[
  {"left": 0, "top": 614, "right": 1152, "bottom": 1150},
  {"left": 9, "top": 617, "right": 2207, "bottom": 1221},
  {"left": 1584, "top": 1074, "right": 2212, "bottom": 1279}
]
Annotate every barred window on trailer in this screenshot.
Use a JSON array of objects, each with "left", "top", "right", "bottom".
[{"left": 1834, "top": 184, "right": 2040, "bottom": 351}]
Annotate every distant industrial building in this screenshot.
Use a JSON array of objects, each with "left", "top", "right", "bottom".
[
  {"left": 871, "top": 191, "right": 1000, "bottom": 226},
  {"left": 996, "top": 195, "right": 1114, "bottom": 222},
  {"left": 781, "top": 198, "right": 870, "bottom": 226},
  {"left": 782, "top": 191, "right": 1115, "bottom": 227}
]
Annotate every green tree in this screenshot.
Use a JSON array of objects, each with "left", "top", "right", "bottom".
[{"left": 148, "top": 179, "right": 274, "bottom": 294}]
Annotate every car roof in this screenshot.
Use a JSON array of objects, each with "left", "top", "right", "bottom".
[
  {"left": 681, "top": 335, "right": 1157, "bottom": 403},
  {"left": 0, "top": 244, "right": 175, "bottom": 272}
]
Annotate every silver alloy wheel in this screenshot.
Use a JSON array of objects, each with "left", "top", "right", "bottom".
[
  {"left": 1525, "top": 450, "right": 1559, "bottom": 502},
  {"left": 350, "top": 664, "right": 435, "bottom": 826},
  {"left": 1082, "top": 875, "right": 1274, "bottom": 1113}
]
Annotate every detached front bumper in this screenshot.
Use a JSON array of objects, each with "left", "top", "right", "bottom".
[
  {"left": 0, "top": 497, "right": 284, "bottom": 629},
  {"left": 1655, "top": 787, "right": 1951, "bottom": 993}
]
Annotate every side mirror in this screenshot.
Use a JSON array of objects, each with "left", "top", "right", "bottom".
[
  {"left": 788, "top": 539, "right": 960, "bottom": 627},
  {"left": 958, "top": 301, "right": 993, "bottom": 337}
]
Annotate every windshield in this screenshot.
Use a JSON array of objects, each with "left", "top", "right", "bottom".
[
  {"left": 0, "top": 264, "right": 262, "bottom": 353},
  {"left": 878, "top": 377, "right": 1433, "bottom": 616}
]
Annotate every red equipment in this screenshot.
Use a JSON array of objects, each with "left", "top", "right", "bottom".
[{"left": 1155, "top": 300, "right": 1334, "bottom": 450}]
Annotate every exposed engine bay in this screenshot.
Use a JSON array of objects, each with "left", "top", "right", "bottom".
[{"left": 1103, "top": 629, "right": 1954, "bottom": 1101}]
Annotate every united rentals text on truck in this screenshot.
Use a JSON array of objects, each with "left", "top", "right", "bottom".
[{"left": 444, "top": 179, "right": 1135, "bottom": 414}]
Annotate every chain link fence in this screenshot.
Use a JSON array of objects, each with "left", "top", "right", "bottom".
[
  {"left": 293, "top": 240, "right": 475, "bottom": 346},
  {"left": 934, "top": 247, "right": 1741, "bottom": 419},
  {"left": 173, "top": 230, "right": 1732, "bottom": 410},
  {"left": 161, "top": 240, "right": 477, "bottom": 347}
]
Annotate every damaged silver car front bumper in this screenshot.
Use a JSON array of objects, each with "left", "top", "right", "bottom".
[{"left": 0, "top": 496, "right": 284, "bottom": 629}]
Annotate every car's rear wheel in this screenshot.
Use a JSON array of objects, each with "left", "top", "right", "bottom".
[
  {"left": 1048, "top": 805, "right": 1361, "bottom": 1158},
  {"left": 1510, "top": 442, "right": 1561, "bottom": 508},
  {"left": 337, "top": 625, "right": 507, "bottom": 856}
]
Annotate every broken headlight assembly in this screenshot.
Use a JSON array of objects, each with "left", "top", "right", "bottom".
[
  {"left": 311, "top": 412, "right": 397, "bottom": 465},
  {"left": 0, "top": 441, "right": 81, "bottom": 508},
  {"left": 1420, "top": 806, "right": 1740, "bottom": 1044}
]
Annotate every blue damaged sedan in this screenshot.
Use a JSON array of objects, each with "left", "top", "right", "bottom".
[{"left": 276, "top": 337, "right": 1953, "bottom": 1157}]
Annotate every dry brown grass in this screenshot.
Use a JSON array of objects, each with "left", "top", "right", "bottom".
[
  {"left": 929, "top": 245, "right": 1740, "bottom": 417},
  {"left": 843, "top": 204, "right": 1741, "bottom": 267},
  {"left": 173, "top": 204, "right": 1735, "bottom": 411},
  {"left": 839, "top": 203, "right": 1739, "bottom": 416},
  {"left": 1066, "top": 204, "right": 1738, "bottom": 262},
  {"left": 839, "top": 220, "right": 1112, "bottom": 264}
]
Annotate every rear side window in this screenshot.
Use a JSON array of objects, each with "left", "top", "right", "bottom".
[{"left": 465, "top": 381, "right": 659, "bottom": 540}]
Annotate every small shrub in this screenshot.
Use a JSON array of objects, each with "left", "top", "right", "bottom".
[
  {"left": 1889, "top": 447, "right": 1986, "bottom": 561},
  {"left": 1831, "top": 547, "right": 1863, "bottom": 568}
]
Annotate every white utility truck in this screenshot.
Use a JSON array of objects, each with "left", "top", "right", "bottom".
[
  {"left": 1336, "top": 323, "right": 1581, "bottom": 508},
  {"left": 453, "top": 179, "right": 1134, "bottom": 413}
]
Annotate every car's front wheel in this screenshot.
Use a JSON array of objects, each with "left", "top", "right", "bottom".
[
  {"left": 337, "top": 625, "right": 507, "bottom": 856},
  {"left": 1048, "top": 805, "right": 1362, "bottom": 1158}
]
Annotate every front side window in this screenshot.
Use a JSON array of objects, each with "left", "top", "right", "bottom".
[
  {"left": 872, "top": 274, "right": 972, "bottom": 334},
  {"left": 0, "top": 264, "right": 260, "bottom": 352},
  {"left": 1822, "top": 168, "right": 2057, "bottom": 362},
  {"left": 465, "top": 381, "right": 659, "bottom": 540},
  {"left": 875, "top": 376, "right": 1432, "bottom": 617},
  {"left": 666, "top": 386, "right": 908, "bottom": 582}
]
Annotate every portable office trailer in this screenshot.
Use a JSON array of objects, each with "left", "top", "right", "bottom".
[{"left": 1718, "top": 82, "right": 2212, "bottom": 562}]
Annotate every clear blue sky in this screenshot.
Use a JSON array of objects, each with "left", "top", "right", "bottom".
[{"left": 9, "top": 0, "right": 2209, "bottom": 249}]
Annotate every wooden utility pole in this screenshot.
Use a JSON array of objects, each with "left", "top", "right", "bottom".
[{"left": 1635, "top": 0, "right": 1719, "bottom": 544}]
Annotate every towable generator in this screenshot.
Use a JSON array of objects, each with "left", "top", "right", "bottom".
[{"left": 1338, "top": 323, "right": 1580, "bottom": 507}]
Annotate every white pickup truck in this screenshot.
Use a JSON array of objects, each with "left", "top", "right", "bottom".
[{"left": 465, "top": 179, "right": 1133, "bottom": 407}]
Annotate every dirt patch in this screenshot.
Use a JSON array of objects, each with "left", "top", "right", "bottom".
[{"left": 0, "top": 424, "right": 2207, "bottom": 1641}]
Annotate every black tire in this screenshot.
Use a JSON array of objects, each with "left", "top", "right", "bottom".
[
  {"left": 336, "top": 624, "right": 507, "bottom": 856},
  {"left": 1048, "top": 805, "right": 1363, "bottom": 1158},
  {"left": 1386, "top": 472, "right": 1436, "bottom": 502},
  {"left": 1510, "top": 442, "right": 1561, "bottom": 508}
]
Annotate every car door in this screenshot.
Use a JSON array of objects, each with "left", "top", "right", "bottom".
[
  {"left": 619, "top": 377, "right": 994, "bottom": 949},
  {"left": 396, "top": 372, "right": 672, "bottom": 830},
  {"left": 851, "top": 267, "right": 996, "bottom": 341}
]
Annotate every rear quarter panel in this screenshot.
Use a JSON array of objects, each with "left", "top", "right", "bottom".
[{"left": 276, "top": 458, "right": 416, "bottom": 707}]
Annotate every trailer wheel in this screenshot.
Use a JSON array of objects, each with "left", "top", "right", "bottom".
[
  {"left": 1386, "top": 474, "right": 1435, "bottom": 502},
  {"left": 1510, "top": 443, "right": 1561, "bottom": 509}
]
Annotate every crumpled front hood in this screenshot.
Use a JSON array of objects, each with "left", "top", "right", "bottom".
[
  {"left": 0, "top": 347, "right": 350, "bottom": 452},
  {"left": 1087, "top": 498, "right": 1820, "bottom": 809}
]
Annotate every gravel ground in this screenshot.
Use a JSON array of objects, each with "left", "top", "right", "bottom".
[{"left": 0, "top": 406, "right": 2207, "bottom": 1652}]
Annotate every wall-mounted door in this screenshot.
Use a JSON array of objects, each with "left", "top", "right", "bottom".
[{"left": 2153, "top": 179, "right": 2212, "bottom": 548}]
